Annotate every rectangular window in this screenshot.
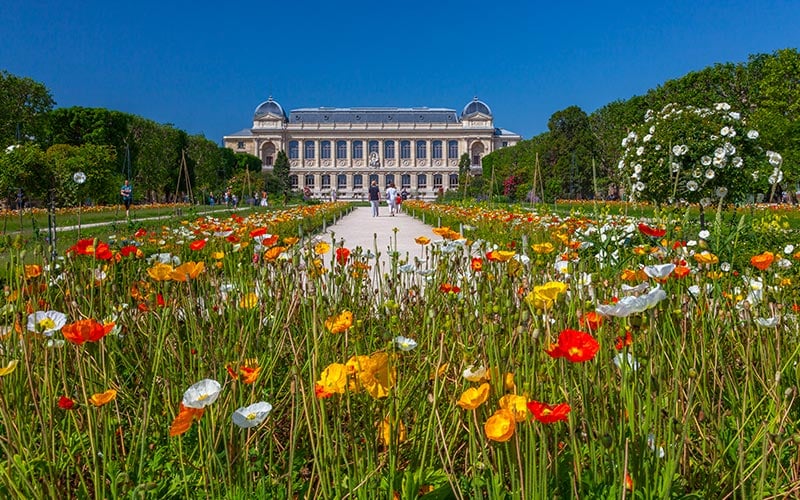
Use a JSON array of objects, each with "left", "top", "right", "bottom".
[
  {"left": 305, "top": 175, "right": 315, "bottom": 187},
  {"left": 337, "top": 175, "right": 347, "bottom": 189},
  {"left": 337, "top": 141, "right": 347, "bottom": 159},
  {"left": 401, "top": 174, "right": 411, "bottom": 188},
  {"left": 321, "top": 141, "right": 331, "bottom": 159},
  {"left": 433, "top": 174, "right": 443, "bottom": 188},
  {"left": 502, "top": 141, "right": 508, "bottom": 147},
  {"left": 417, "top": 174, "right": 427, "bottom": 188},
  {"left": 352, "top": 141, "right": 363, "bottom": 159},
  {"left": 237, "top": 141, "right": 245, "bottom": 149},
  {"left": 400, "top": 141, "right": 411, "bottom": 159},
  {"left": 289, "top": 141, "right": 299, "bottom": 159},
  {"left": 321, "top": 175, "right": 331, "bottom": 189},
  {"left": 353, "top": 174, "right": 363, "bottom": 189},
  {"left": 448, "top": 140, "right": 458, "bottom": 159},
  {"left": 416, "top": 141, "right": 427, "bottom": 159},
  {"left": 432, "top": 141, "right": 442, "bottom": 159},
  {"left": 384, "top": 141, "right": 395, "bottom": 159},
  {"left": 304, "top": 141, "right": 315, "bottom": 159},
  {"left": 368, "top": 140, "right": 379, "bottom": 155},
  {"left": 290, "top": 175, "right": 298, "bottom": 188}
]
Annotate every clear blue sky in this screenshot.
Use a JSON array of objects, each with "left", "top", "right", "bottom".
[{"left": 1, "top": 1, "right": 798, "bottom": 144}]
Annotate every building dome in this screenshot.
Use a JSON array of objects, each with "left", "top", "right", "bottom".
[
  {"left": 254, "top": 97, "right": 287, "bottom": 120},
  {"left": 461, "top": 97, "right": 492, "bottom": 118}
]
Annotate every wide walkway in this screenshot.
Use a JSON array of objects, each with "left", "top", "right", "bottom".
[{"left": 322, "top": 205, "right": 436, "bottom": 271}]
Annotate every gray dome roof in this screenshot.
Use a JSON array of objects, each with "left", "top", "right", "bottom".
[
  {"left": 254, "top": 97, "right": 287, "bottom": 120},
  {"left": 461, "top": 97, "right": 492, "bottom": 118}
]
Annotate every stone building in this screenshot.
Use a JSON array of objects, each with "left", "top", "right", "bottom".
[{"left": 223, "top": 97, "right": 521, "bottom": 200}]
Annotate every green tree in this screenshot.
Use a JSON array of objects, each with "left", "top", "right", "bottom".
[
  {"left": 271, "top": 150, "right": 290, "bottom": 196},
  {"left": 46, "top": 144, "right": 118, "bottom": 206},
  {"left": 129, "top": 117, "right": 186, "bottom": 201},
  {"left": 0, "top": 143, "right": 50, "bottom": 205},
  {"left": 186, "top": 134, "right": 224, "bottom": 193},
  {"left": 546, "top": 106, "right": 597, "bottom": 199},
  {"left": 0, "top": 71, "right": 55, "bottom": 148}
]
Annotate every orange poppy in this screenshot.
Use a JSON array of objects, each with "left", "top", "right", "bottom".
[
  {"left": 750, "top": 251, "right": 775, "bottom": 271},
  {"left": 62, "top": 319, "right": 113, "bottom": 345},
  {"left": 169, "top": 403, "right": 205, "bottom": 437},
  {"left": 88, "top": 389, "right": 117, "bottom": 407},
  {"left": 189, "top": 239, "right": 207, "bottom": 251}
]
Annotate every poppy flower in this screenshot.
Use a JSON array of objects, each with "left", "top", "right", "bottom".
[
  {"left": 462, "top": 364, "right": 489, "bottom": 382},
  {"left": 325, "top": 310, "right": 353, "bottom": 333},
  {"left": 638, "top": 223, "right": 666, "bottom": 238},
  {"left": 134, "top": 228, "right": 147, "bottom": 238},
  {"left": 377, "top": 416, "right": 407, "bottom": 446},
  {"left": 347, "top": 352, "right": 395, "bottom": 399},
  {"left": 432, "top": 227, "right": 451, "bottom": 237},
  {"left": 170, "top": 261, "right": 205, "bottom": 281},
  {"left": 182, "top": 379, "right": 221, "bottom": 409},
  {"left": 0, "top": 359, "right": 19, "bottom": 377},
  {"left": 264, "top": 246, "right": 287, "bottom": 261},
  {"left": 524, "top": 281, "right": 567, "bottom": 310},
  {"left": 315, "top": 363, "right": 348, "bottom": 398},
  {"left": 615, "top": 331, "right": 633, "bottom": 350},
  {"left": 531, "top": 242, "right": 555, "bottom": 254},
  {"left": 486, "top": 250, "right": 515, "bottom": 262},
  {"left": 545, "top": 329, "right": 600, "bottom": 362},
  {"left": 239, "top": 364, "right": 261, "bottom": 384},
  {"left": 283, "top": 236, "right": 300, "bottom": 246},
  {"left": 314, "top": 242, "right": 330, "bottom": 255},
  {"left": 119, "top": 245, "right": 141, "bottom": 258},
  {"left": 27, "top": 310, "right": 67, "bottom": 335},
  {"left": 499, "top": 394, "right": 529, "bottom": 422},
  {"left": 484, "top": 409, "right": 516, "bottom": 442},
  {"left": 238, "top": 293, "right": 259, "bottom": 309},
  {"left": 169, "top": 403, "right": 205, "bottom": 436},
  {"left": 147, "top": 262, "right": 174, "bottom": 281},
  {"left": 527, "top": 400, "right": 571, "bottom": 423},
  {"left": 58, "top": 395, "right": 76, "bottom": 410},
  {"left": 693, "top": 251, "right": 719, "bottom": 265},
  {"left": 24, "top": 265, "right": 43, "bottom": 279},
  {"left": 750, "top": 251, "right": 775, "bottom": 271},
  {"left": 456, "top": 382, "right": 491, "bottom": 410},
  {"left": 471, "top": 257, "right": 483, "bottom": 272},
  {"left": 673, "top": 265, "right": 690, "bottom": 278},
  {"left": 189, "top": 239, "right": 207, "bottom": 251},
  {"left": 62, "top": 319, "right": 113, "bottom": 345},
  {"left": 89, "top": 389, "right": 117, "bottom": 407},
  {"left": 579, "top": 311, "right": 604, "bottom": 331},
  {"left": 439, "top": 283, "right": 461, "bottom": 294},
  {"left": 335, "top": 247, "right": 351, "bottom": 265},
  {"left": 249, "top": 227, "right": 268, "bottom": 238},
  {"left": 232, "top": 401, "right": 272, "bottom": 429},
  {"left": 415, "top": 236, "right": 431, "bottom": 245}
]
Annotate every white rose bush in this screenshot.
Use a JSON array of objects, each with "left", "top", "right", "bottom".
[{"left": 619, "top": 102, "right": 783, "bottom": 204}]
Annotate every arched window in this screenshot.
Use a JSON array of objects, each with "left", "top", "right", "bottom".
[
  {"left": 401, "top": 174, "right": 411, "bottom": 188},
  {"left": 352, "top": 141, "right": 363, "bottom": 159},
  {"left": 384, "top": 140, "right": 395, "bottom": 159},
  {"left": 449, "top": 174, "right": 459, "bottom": 188},
  {"left": 304, "top": 175, "right": 315, "bottom": 187},
  {"left": 400, "top": 140, "right": 411, "bottom": 159},
  {"left": 289, "top": 141, "right": 299, "bottom": 159},
  {"left": 353, "top": 174, "right": 363, "bottom": 189},
  {"left": 337, "top": 141, "right": 347, "bottom": 159},
  {"left": 290, "top": 175, "right": 298, "bottom": 188},
  {"left": 432, "top": 140, "right": 443, "bottom": 159},
  {"left": 304, "top": 141, "right": 315, "bottom": 159},
  {"left": 385, "top": 174, "right": 395, "bottom": 186},
  {"left": 337, "top": 174, "right": 347, "bottom": 189},
  {"left": 448, "top": 140, "right": 458, "bottom": 159},
  {"left": 321, "top": 174, "right": 331, "bottom": 189},
  {"left": 321, "top": 141, "right": 331, "bottom": 159},
  {"left": 416, "top": 141, "right": 427, "bottom": 159},
  {"left": 368, "top": 140, "right": 379, "bottom": 155},
  {"left": 417, "top": 174, "right": 427, "bottom": 188},
  {"left": 433, "top": 174, "right": 443, "bottom": 188}
]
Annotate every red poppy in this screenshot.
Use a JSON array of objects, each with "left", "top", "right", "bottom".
[
  {"left": 156, "top": 293, "right": 165, "bottom": 307},
  {"left": 58, "top": 396, "right": 76, "bottom": 410},
  {"left": 638, "top": 223, "right": 666, "bottom": 238},
  {"left": 335, "top": 247, "right": 351, "bottom": 265},
  {"left": 250, "top": 227, "right": 268, "bottom": 238},
  {"left": 578, "top": 311, "right": 604, "bottom": 331},
  {"left": 527, "top": 400, "right": 571, "bottom": 423},
  {"left": 226, "top": 234, "right": 240, "bottom": 243},
  {"left": 119, "top": 245, "right": 140, "bottom": 257},
  {"left": 471, "top": 257, "right": 483, "bottom": 272},
  {"left": 545, "top": 329, "right": 600, "bottom": 362},
  {"left": 439, "top": 283, "right": 461, "bottom": 294},
  {"left": 61, "top": 319, "right": 113, "bottom": 345},
  {"left": 134, "top": 228, "right": 147, "bottom": 238},
  {"left": 189, "top": 239, "right": 207, "bottom": 251},
  {"left": 67, "top": 238, "right": 113, "bottom": 260},
  {"left": 615, "top": 331, "right": 633, "bottom": 350}
]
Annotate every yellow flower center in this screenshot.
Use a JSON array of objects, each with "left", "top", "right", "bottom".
[
  {"left": 246, "top": 413, "right": 256, "bottom": 420},
  {"left": 38, "top": 318, "right": 56, "bottom": 330}
]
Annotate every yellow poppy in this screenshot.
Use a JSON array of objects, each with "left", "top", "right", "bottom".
[
  {"left": 325, "top": 310, "right": 353, "bottom": 333},
  {"left": 147, "top": 262, "right": 174, "bottom": 281},
  {"left": 89, "top": 389, "right": 117, "bottom": 407},
  {"left": 456, "top": 382, "right": 490, "bottom": 410},
  {"left": 239, "top": 292, "right": 259, "bottom": 309},
  {"left": 485, "top": 409, "right": 516, "bottom": 442},
  {"left": 415, "top": 236, "right": 431, "bottom": 245},
  {"left": 314, "top": 242, "right": 331, "bottom": 255},
  {"left": 531, "top": 242, "right": 555, "bottom": 254},
  {"left": 0, "top": 359, "right": 19, "bottom": 377},
  {"left": 283, "top": 236, "right": 300, "bottom": 246},
  {"left": 377, "top": 416, "right": 407, "bottom": 446},
  {"left": 315, "top": 363, "right": 348, "bottom": 398},
  {"left": 499, "top": 394, "right": 529, "bottom": 422},
  {"left": 170, "top": 261, "right": 205, "bottom": 282},
  {"left": 525, "top": 281, "right": 567, "bottom": 309},
  {"left": 347, "top": 352, "right": 396, "bottom": 399},
  {"left": 693, "top": 251, "right": 719, "bottom": 265}
]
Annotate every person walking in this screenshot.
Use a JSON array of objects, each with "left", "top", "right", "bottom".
[
  {"left": 386, "top": 182, "right": 398, "bottom": 216},
  {"left": 120, "top": 179, "right": 133, "bottom": 217},
  {"left": 368, "top": 181, "right": 380, "bottom": 217}
]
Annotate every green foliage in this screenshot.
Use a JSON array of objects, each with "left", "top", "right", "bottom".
[
  {"left": 46, "top": 144, "right": 119, "bottom": 206},
  {"left": 0, "top": 143, "right": 49, "bottom": 203},
  {"left": 0, "top": 70, "right": 55, "bottom": 148},
  {"left": 271, "top": 150, "right": 290, "bottom": 196}
]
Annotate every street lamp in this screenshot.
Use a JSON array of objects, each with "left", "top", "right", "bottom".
[{"left": 73, "top": 171, "right": 86, "bottom": 237}]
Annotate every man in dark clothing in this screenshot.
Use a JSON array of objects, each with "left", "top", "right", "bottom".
[{"left": 368, "top": 181, "right": 380, "bottom": 217}]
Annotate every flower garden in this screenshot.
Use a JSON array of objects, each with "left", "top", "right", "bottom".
[{"left": 2, "top": 198, "right": 800, "bottom": 498}]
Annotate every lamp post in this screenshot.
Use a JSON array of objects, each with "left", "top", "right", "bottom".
[{"left": 73, "top": 171, "right": 86, "bottom": 237}]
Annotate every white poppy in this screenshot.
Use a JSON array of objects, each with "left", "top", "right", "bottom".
[
  {"left": 393, "top": 336, "right": 418, "bottom": 351},
  {"left": 27, "top": 310, "right": 68, "bottom": 335},
  {"left": 232, "top": 402, "right": 272, "bottom": 429},
  {"left": 747, "top": 130, "right": 759, "bottom": 139},
  {"left": 182, "top": 379, "right": 222, "bottom": 409}
]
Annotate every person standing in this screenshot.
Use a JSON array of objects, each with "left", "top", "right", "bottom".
[
  {"left": 368, "top": 181, "right": 380, "bottom": 217},
  {"left": 386, "top": 182, "right": 398, "bottom": 216},
  {"left": 120, "top": 180, "right": 133, "bottom": 217},
  {"left": 260, "top": 190, "right": 269, "bottom": 207}
]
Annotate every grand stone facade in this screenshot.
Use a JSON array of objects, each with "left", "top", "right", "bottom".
[{"left": 223, "top": 97, "right": 521, "bottom": 200}]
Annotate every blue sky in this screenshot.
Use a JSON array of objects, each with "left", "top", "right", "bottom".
[{"left": 2, "top": 1, "right": 798, "bottom": 144}]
